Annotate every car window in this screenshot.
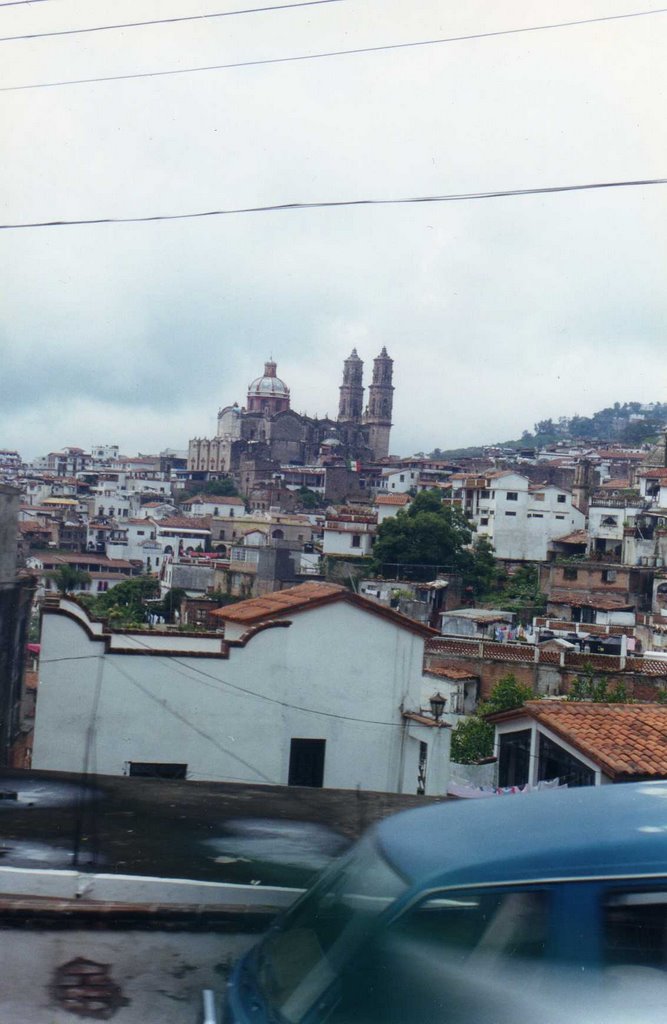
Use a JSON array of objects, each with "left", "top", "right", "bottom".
[
  {"left": 391, "top": 888, "right": 549, "bottom": 961},
  {"left": 333, "top": 889, "right": 550, "bottom": 1024},
  {"left": 605, "top": 890, "right": 667, "bottom": 970}
]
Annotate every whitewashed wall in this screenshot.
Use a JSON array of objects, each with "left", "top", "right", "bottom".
[{"left": 33, "top": 601, "right": 447, "bottom": 795}]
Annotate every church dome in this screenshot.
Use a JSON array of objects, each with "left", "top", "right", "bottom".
[{"left": 247, "top": 360, "right": 290, "bottom": 399}]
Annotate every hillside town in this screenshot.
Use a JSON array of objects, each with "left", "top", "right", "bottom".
[{"left": 3, "top": 355, "right": 667, "bottom": 801}]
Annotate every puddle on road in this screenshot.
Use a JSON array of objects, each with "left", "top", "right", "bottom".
[{"left": 202, "top": 818, "right": 350, "bottom": 885}]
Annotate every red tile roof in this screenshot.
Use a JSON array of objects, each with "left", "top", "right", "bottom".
[
  {"left": 211, "top": 581, "right": 437, "bottom": 637},
  {"left": 182, "top": 494, "right": 245, "bottom": 506},
  {"left": 548, "top": 589, "right": 634, "bottom": 611},
  {"left": 35, "top": 553, "right": 134, "bottom": 569},
  {"left": 553, "top": 530, "right": 589, "bottom": 545},
  {"left": 500, "top": 702, "right": 667, "bottom": 780},
  {"left": 426, "top": 665, "right": 479, "bottom": 681},
  {"left": 597, "top": 450, "right": 645, "bottom": 460},
  {"left": 376, "top": 494, "right": 411, "bottom": 506},
  {"left": 599, "top": 478, "right": 633, "bottom": 490},
  {"left": 155, "top": 516, "right": 211, "bottom": 530}
]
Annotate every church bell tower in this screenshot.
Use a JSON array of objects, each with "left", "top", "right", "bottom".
[
  {"left": 338, "top": 349, "right": 364, "bottom": 422},
  {"left": 364, "top": 347, "right": 394, "bottom": 459}
]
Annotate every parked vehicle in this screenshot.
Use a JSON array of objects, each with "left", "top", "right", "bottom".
[{"left": 226, "top": 783, "right": 667, "bottom": 1023}]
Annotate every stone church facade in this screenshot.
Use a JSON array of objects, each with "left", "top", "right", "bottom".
[{"left": 187, "top": 349, "right": 395, "bottom": 478}]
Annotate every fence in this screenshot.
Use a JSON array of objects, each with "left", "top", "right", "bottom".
[{"left": 425, "top": 635, "right": 667, "bottom": 676}]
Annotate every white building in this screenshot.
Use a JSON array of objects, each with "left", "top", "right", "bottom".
[
  {"left": 180, "top": 494, "right": 246, "bottom": 518},
  {"left": 374, "top": 493, "right": 411, "bottom": 524},
  {"left": 26, "top": 553, "right": 135, "bottom": 598},
  {"left": 451, "top": 471, "right": 585, "bottom": 561},
  {"left": 322, "top": 511, "right": 376, "bottom": 558},
  {"left": 33, "top": 583, "right": 451, "bottom": 795},
  {"left": 381, "top": 467, "right": 421, "bottom": 493}
]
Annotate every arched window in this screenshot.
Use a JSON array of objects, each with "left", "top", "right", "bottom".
[{"left": 272, "top": 529, "right": 285, "bottom": 540}]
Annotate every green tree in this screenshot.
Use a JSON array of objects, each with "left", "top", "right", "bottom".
[
  {"left": 451, "top": 716, "right": 494, "bottom": 764},
  {"left": 82, "top": 575, "right": 160, "bottom": 626},
  {"left": 567, "top": 665, "right": 631, "bottom": 703},
  {"left": 450, "top": 673, "right": 534, "bottom": 764},
  {"left": 47, "top": 564, "right": 91, "bottom": 595},
  {"left": 467, "top": 536, "right": 498, "bottom": 597},
  {"left": 296, "top": 486, "right": 322, "bottom": 509},
  {"left": 177, "top": 477, "right": 240, "bottom": 500},
  {"left": 372, "top": 490, "right": 474, "bottom": 571},
  {"left": 372, "top": 489, "right": 497, "bottom": 595},
  {"left": 478, "top": 674, "right": 534, "bottom": 716},
  {"left": 159, "top": 587, "right": 187, "bottom": 624}
]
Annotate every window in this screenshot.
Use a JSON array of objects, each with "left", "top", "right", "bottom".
[
  {"left": 137, "top": 530, "right": 144, "bottom": 536},
  {"left": 506, "top": 492, "right": 518, "bottom": 501},
  {"left": 602, "top": 569, "right": 617, "bottom": 583},
  {"left": 392, "top": 888, "right": 549, "bottom": 963},
  {"left": 480, "top": 517, "right": 489, "bottom": 526},
  {"left": 498, "top": 729, "right": 531, "bottom": 787},
  {"left": 557, "top": 494, "right": 567, "bottom": 503},
  {"left": 564, "top": 567, "right": 578, "bottom": 580},
  {"left": 533, "top": 492, "right": 545, "bottom": 501},
  {"left": 97, "top": 581, "right": 109, "bottom": 592},
  {"left": 127, "top": 762, "right": 187, "bottom": 779},
  {"left": 538, "top": 733, "right": 594, "bottom": 787},
  {"left": 555, "top": 514, "right": 566, "bottom": 519},
  {"left": 481, "top": 489, "right": 490, "bottom": 499},
  {"left": 399, "top": 474, "right": 405, "bottom": 483},
  {"left": 604, "top": 890, "right": 667, "bottom": 970},
  {"left": 351, "top": 535, "right": 361, "bottom": 547},
  {"left": 288, "top": 738, "right": 325, "bottom": 787},
  {"left": 505, "top": 511, "right": 517, "bottom": 517}
]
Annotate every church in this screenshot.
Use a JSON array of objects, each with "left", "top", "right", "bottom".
[{"left": 187, "top": 349, "right": 395, "bottom": 478}]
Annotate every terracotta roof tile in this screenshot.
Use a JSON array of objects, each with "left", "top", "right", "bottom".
[
  {"left": 375, "top": 494, "right": 410, "bottom": 506},
  {"left": 426, "top": 665, "right": 479, "bottom": 680},
  {"left": 156, "top": 516, "right": 211, "bottom": 529},
  {"left": 211, "top": 581, "right": 437, "bottom": 637},
  {"left": 212, "top": 582, "right": 345, "bottom": 622},
  {"left": 553, "top": 530, "right": 589, "bottom": 544},
  {"left": 182, "top": 494, "right": 245, "bottom": 506},
  {"left": 548, "top": 589, "right": 634, "bottom": 611},
  {"left": 524, "top": 702, "right": 667, "bottom": 779}
]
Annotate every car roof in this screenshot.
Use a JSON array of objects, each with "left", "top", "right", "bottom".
[{"left": 376, "top": 782, "right": 667, "bottom": 889}]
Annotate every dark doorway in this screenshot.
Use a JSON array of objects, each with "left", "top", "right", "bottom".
[{"left": 288, "top": 738, "right": 326, "bottom": 787}]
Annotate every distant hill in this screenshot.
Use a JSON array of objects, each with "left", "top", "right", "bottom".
[{"left": 426, "top": 402, "right": 667, "bottom": 459}]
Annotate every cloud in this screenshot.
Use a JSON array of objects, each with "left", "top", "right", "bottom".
[{"left": 1, "top": 0, "right": 666, "bottom": 459}]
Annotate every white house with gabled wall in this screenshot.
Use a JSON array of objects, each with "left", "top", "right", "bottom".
[{"left": 32, "top": 583, "right": 451, "bottom": 796}]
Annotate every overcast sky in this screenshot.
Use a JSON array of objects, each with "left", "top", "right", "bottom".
[{"left": 1, "top": 0, "right": 665, "bottom": 460}]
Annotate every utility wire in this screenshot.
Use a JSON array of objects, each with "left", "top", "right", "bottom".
[
  {"left": 2, "top": 177, "right": 666, "bottom": 231},
  {"left": 0, "top": 0, "right": 346, "bottom": 43},
  {"left": 107, "top": 657, "right": 275, "bottom": 782},
  {"left": 0, "top": 0, "right": 52, "bottom": 7},
  {"left": 2, "top": 6, "right": 666, "bottom": 91}
]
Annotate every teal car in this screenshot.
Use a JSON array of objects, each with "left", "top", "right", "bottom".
[{"left": 227, "top": 783, "right": 667, "bottom": 1023}]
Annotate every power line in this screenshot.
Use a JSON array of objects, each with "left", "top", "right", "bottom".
[
  {"left": 0, "top": 0, "right": 52, "bottom": 7},
  {"left": 2, "top": 177, "right": 666, "bottom": 231},
  {"left": 0, "top": 0, "right": 346, "bottom": 44},
  {"left": 2, "top": 6, "right": 666, "bottom": 92},
  {"left": 107, "top": 657, "right": 276, "bottom": 783}
]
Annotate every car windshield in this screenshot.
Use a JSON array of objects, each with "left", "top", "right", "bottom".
[{"left": 255, "top": 833, "right": 407, "bottom": 1023}]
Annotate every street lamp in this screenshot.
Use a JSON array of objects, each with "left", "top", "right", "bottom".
[{"left": 429, "top": 692, "right": 447, "bottom": 722}]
